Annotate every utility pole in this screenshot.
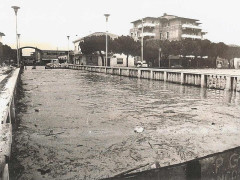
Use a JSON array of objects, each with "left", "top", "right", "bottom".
[{"left": 141, "top": 18, "right": 144, "bottom": 63}]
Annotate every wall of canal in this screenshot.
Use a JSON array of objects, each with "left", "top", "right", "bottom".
[
  {"left": 0, "top": 68, "right": 20, "bottom": 179},
  {"left": 68, "top": 65, "right": 240, "bottom": 92}
]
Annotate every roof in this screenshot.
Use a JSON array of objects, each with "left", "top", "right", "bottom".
[
  {"left": 159, "top": 14, "right": 199, "bottom": 22},
  {"left": 131, "top": 17, "right": 159, "bottom": 23},
  {"left": 73, "top": 32, "right": 119, "bottom": 43}
]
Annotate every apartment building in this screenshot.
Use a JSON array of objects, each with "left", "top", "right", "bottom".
[
  {"left": 130, "top": 17, "right": 160, "bottom": 41},
  {"left": 130, "top": 13, "right": 207, "bottom": 41}
]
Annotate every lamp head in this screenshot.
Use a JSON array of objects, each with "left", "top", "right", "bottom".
[
  {"left": 104, "top": 14, "right": 110, "bottom": 22},
  {"left": 11, "top": 6, "right": 20, "bottom": 15}
]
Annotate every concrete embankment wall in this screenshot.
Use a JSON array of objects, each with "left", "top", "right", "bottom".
[
  {"left": 0, "top": 68, "right": 20, "bottom": 179},
  {"left": 68, "top": 65, "right": 240, "bottom": 92}
]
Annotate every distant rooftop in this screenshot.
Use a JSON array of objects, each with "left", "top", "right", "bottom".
[
  {"left": 73, "top": 32, "right": 119, "bottom": 43},
  {"left": 131, "top": 13, "right": 200, "bottom": 24},
  {"left": 131, "top": 17, "right": 159, "bottom": 23},
  {"left": 159, "top": 13, "right": 199, "bottom": 22}
]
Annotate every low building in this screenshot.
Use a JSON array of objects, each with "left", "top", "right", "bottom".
[
  {"left": 73, "top": 32, "right": 119, "bottom": 66},
  {"left": 233, "top": 58, "right": 240, "bottom": 69},
  {"left": 0, "top": 32, "right": 5, "bottom": 43}
]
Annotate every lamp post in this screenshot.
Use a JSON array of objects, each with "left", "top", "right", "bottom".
[
  {"left": 17, "top": 34, "right": 21, "bottom": 64},
  {"left": 12, "top": 6, "right": 20, "bottom": 67},
  {"left": 141, "top": 18, "right": 144, "bottom": 63},
  {"left": 104, "top": 14, "right": 110, "bottom": 67},
  {"left": 67, "top": 35, "right": 70, "bottom": 63},
  {"left": 159, "top": 48, "right": 161, "bottom": 68}
]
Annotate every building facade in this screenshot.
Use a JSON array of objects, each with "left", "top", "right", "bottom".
[
  {"left": 72, "top": 32, "right": 118, "bottom": 66},
  {"left": 130, "top": 13, "right": 207, "bottom": 41}
]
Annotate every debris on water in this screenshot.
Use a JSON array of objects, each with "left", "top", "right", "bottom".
[
  {"left": 37, "top": 168, "right": 51, "bottom": 175},
  {"left": 163, "top": 110, "right": 175, "bottom": 113},
  {"left": 34, "top": 109, "right": 39, "bottom": 112},
  {"left": 212, "top": 122, "right": 215, "bottom": 125},
  {"left": 34, "top": 124, "right": 38, "bottom": 127},
  {"left": 134, "top": 126, "right": 144, "bottom": 133},
  {"left": 191, "top": 107, "right": 197, "bottom": 110},
  {"left": 151, "top": 161, "right": 161, "bottom": 169},
  {"left": 77, "top": 144, "right": 83, "bottom": 147}
]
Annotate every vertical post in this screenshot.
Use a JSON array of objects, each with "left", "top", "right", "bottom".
[
  {"left": 17, "top": 34, "right": 21, "bottom": 64},
  {"left": 159, "top": 48, "right": 161, "bottom": 68},
  {"left": 141, "top": 18, "right": 144, "bottom": 63},
  {"left": 12, "top": 6, "right": 20, "bottom": 67},
  {"left": 138, "top": 69, "right": 141, "bottom": 78},
  {"left": 150, "top": 70, "right": 153, "bottom": 79},
  {"left": 225, "top": 76, "right": 232, "bottom": 91},
  {"left": 104, "top": 14, "right": 110, "bottom": 67},
  {"left": 164, "top": 71, "right": 167, "bottom": 82},
  {"left": 67, "top": 36, "right": 70, "bottom": 63},
  {"left": 181, "top": 72, "right": 185, "bottom": 85}
]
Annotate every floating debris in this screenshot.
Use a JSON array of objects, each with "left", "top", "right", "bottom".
[{"left": 134, "top": 126, "right": 144, "bottom": 133}]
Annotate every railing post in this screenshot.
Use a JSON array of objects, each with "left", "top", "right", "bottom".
[
  {"left": 138, "top": 69, "right": 141, "bottom": 78},
  {"left": 150, "top": 70, "right": 153, "bottom": 79},
  {"left": 181, "top": 72, "right": 185, "bottom": 85},
  {"left": 164, "top": 71, "right": 167, "bottom": 82},
  {"left": 201, "top": 74, "right": 206, "bottom": 88},
  {"left": 225, "top": 76, "right": 232, "bottom": 91}
]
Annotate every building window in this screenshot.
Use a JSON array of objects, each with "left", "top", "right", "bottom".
[
  {"left": 160, "top": 33, "right": 162, "bottom": 40},
  {"left": 167, "top": 32, "right": 169, "bottom": 39},
  {"left": 117, "top": 58, "right": 123, "bottom": 64}
]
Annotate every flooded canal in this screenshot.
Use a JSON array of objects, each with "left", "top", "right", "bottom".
[{"left": 10, "top": 66, "right": 240, "bottom": 179}]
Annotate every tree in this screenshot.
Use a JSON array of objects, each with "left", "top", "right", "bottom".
[
  {"left": 79, "top": 35, "right": 111, "bottom": 65},
  {"left": 143, "top": 39, "right": 161, "bottom": 66},
  {"left": 111, "top": 36, "right": 140, "bottom": 67}
]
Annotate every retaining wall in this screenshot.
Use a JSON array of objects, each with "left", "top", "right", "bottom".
[
  {"left": 68, "top": 65, "right": 240, "bottom": 92},
  {"left": 0, "top": 68, "right": 20, "bottom": 179}
]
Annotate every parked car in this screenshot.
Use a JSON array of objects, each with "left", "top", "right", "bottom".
[{"left": 136, "top": 61, "right": 148, "bottom": 68}]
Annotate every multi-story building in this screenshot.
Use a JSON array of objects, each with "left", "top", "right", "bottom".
[
  {"left": 130, "top": 13, "right": 207, "bottom": 41},
  {"left": 130, "top": 17, "right": 160, "bottom": 41}
]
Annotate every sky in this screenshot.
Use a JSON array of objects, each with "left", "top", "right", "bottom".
[{"left": 1, "top": 0, "right": 240, "bottom": 54}]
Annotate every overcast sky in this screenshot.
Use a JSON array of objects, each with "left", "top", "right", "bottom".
[{"left": 1, "top": 0, "right": 240, "bottom": 52}]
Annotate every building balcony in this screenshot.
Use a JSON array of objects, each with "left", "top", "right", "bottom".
[
  {"left": 182, "top": 24, "right": 202, "bottom": 30},
  {"left": 138, "top": 23, "right": 156, "bottom": 29},
  {"left": 181, "top": 34, "right": 202, "bottom": 39},
  {"left": 140, "top": 32, "right": 156, "bottom": 37}
]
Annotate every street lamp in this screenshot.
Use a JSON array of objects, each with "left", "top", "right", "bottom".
[
  {"left": 141, "top": 18, "right": 144, "bottom": 63},
  {"left": 17, "top": 34, "right": 21, "bottom": 64},
  {"left": 104, "top": 14, "right": 110, "bottom": 67},
  {"left": 67, "top": 35, "right": 70, "bottom": 63},
  {"left": 159, "top": 48, "right": 161, "bottom": 68},
  {"left": 12, "top": 6, "right": 20, "bottom": 67}
]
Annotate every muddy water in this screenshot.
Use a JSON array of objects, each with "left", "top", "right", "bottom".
[{"left": 10, "top": 66, "right": 240, "bottom": 179}]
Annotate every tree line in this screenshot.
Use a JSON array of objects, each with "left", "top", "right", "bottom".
[
  {"left": 79, "top": 35, "right": 240, "bottom": 68},
  {"left": 0, "top": 42, "right": 17, "bottom": 65}
]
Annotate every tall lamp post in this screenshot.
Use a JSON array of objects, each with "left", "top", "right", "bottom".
[
  {"left": 12, "top": 6, "right": 20, "bottom": 67},
  {"left": 141, "top": 18, "right": 144, "bottom": 63},
  {"left": 159, "top": 48, "right": 161, "bottom": 68},
  {"left": 104, "top": 14, "right": 110, "bottom": 67},
  {"left": 17, "top": 34, "right": 21, "bottom": 64},
  {"left": 67, "top": 36, "right": 70, "bottom": 63}
]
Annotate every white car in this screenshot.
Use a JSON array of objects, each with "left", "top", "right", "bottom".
[{"left": 136, "top": 61, "right": 148, "bottom": 68}]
